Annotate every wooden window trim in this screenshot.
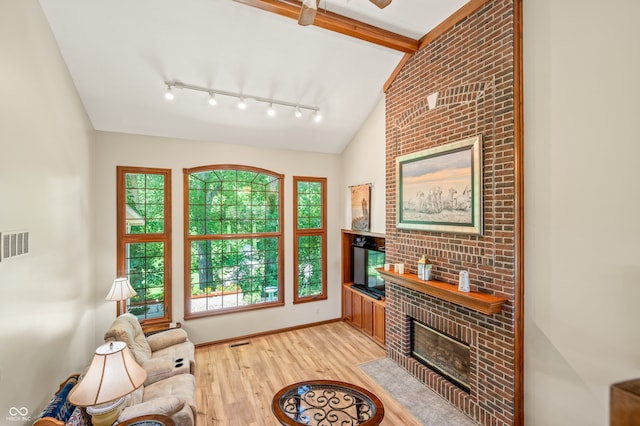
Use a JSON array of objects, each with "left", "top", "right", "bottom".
[
  {"left": 293, "top": 176, "right": 327, "bottom": 304},
  {"left": 183, "top": 164, "right": 284, "bottom": 319},
  {"left": 116, "top": 166, "right": 172, "bottom": 329}
]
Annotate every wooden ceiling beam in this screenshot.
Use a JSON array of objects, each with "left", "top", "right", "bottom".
[{"left": 233, "top": 0, "right": 419, "bottom": 53}]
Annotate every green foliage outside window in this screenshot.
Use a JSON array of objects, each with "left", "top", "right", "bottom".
[
  {"left": 294, "top": 177, "right": 326, "bottom": 302},
  {"left": 186, "top": 167, "right": 282, "bottom": 314},
  {"left": 126, "top": 242, "right": 165, "bottom": 319},
  {"left": 119, "top": 168, "right": 170, "bottom": 323},
  {"left": 126, "top": 173, "right": 165, "bottom": 234},
  {"left": 297, "top": 235, "right": 323, "bottom": 297},
  {"left": 297, "top": 181, "right": 322, "bottom": 229}
]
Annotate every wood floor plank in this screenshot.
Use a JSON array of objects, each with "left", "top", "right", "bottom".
[{"left": 195, "top": 321, "right": 421, "bottom": 425}]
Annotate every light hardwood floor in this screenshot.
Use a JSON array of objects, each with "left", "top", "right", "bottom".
[{"left": 194, "top": 320, "right": 420, "bottom": 425}]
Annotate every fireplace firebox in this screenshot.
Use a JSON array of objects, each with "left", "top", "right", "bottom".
[{"left": 411, "top": 320, "right": 470, "bottom": 393}]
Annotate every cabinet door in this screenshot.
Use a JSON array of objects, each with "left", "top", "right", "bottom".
[
  {"left": 343, "top": 286, "right": 353, "bottom": 321},
  {"left": 352, "top": 291, "right": 363, "bottom": 328},
  {"left": 373, "top": 303, "right": 385, "bottom": 345},
  {"left": 611, "top": 381, "right": 640, "bottom": 426},
  {"left": 362, "top": 298, "right": 374, "bottom": 336}
]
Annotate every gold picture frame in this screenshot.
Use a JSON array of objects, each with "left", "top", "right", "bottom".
[{"left": 396, "top": 135, "right": 482, "bottom": 235}]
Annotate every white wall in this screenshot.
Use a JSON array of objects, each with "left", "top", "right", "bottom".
[
  {"left": 340, "top": 95, "right": 387, "bottom": 234},
  {"left": 93, "top": 132, "right": 342, "bottom": 344},
  {"left": 524, "top": 1, "right": 640, "bottom": 424},
  {"left": 0, "top": 0, "right": 96, "bottom": 421}
]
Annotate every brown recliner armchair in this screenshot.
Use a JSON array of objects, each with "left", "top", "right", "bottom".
[{"left": 104, "top": 313, "right": 195, "bottom": 385}]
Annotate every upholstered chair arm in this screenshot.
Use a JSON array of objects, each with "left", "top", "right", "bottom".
[
  {"left": 141, "top": 357, "right": 190, "bottom": 386},
  {"left": 118, "top": 397, "right": 185, "bottom": 423},
  {"left": 146, "top": 329, "right": 188, "bottom": 352}
]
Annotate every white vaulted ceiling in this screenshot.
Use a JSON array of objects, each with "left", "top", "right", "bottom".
[{"left": 39, "top": 0, "right": 468, "bottom": 154}]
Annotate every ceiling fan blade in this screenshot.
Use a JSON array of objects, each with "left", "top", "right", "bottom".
[
  {"left": 298, "top": 0, "right": 319, "bottom": 26},
  {"left": 370, "top": 0, "right": 392, "bottom": 9}
]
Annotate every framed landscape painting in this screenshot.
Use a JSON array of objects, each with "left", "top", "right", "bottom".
[{"left": 396, "top": 135, "right": 483, "bottom": 235}]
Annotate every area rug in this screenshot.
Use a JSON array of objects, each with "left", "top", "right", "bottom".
[{"left": 359, "top": 358, "right": 476, "bottom": 426}]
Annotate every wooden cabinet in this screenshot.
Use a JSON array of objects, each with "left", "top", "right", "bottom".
[
  {"left": 372, "top": 303, "right": 385, "bottom": 345},
  {"left": 343, "top": 286, "right": 352, "bottom": 322},
  {"left": 611, "top": 379, "right": 640, "bottom": 425},
  {"left": 341, "top": 228, "right": 387, "bottom": 347},
  {"left": 362, "top": 296, "right": 374, "bottom": 335},
  {"left": 352, "top": 290, "right": 363, "bottom": 328},
  {"left": 343, "top": 284, "right": 385, "bottom": 346}
]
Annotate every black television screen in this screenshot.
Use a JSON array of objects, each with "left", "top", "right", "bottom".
[{"left": 352, "top": 246, "right": 385, "bottom": 293}]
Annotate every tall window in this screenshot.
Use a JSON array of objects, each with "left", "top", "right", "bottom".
[
  {"left": 293, "top": 177, "right": 327, "bottom": 303},
  {"left": 117, "top": 167, "right": 172, "bottom": 326},
  {"left": 184, "top": 165, "right": 283, "bottom": 318}
]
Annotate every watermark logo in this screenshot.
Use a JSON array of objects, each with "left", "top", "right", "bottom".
[{"left": 6, "top": 407, "right": 30, "bottom": 422}]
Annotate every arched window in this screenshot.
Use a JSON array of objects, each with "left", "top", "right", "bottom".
[{"left": 183, "top": 165, "right": 283, "bottom": 318}]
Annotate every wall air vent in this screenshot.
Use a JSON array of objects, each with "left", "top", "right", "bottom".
[{"left": 0, "top": 231, "right": 29, "bottom": 262}]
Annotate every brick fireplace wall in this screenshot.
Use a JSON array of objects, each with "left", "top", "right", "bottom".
[{"left": 384, "top": 0, "right": 517, "bottom": 424}]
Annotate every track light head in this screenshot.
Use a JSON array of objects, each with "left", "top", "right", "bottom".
[
  {"left": 294, "top": 107, "right": 303, "bottom": 118},
  {"left": 267, "top": 103, "right": 276, "bottom": 117},
  {"left": 208, "top": 93, "right": 217, "bottom": 106},
  {"left": 313, "top": 110, "right": 322, "bottom": 123},
  {"left": 237, "top": 97, "right": 247, "bottom": 110},
  {"left": 164, "top": 85, "right": 174, "bottom": 101}
]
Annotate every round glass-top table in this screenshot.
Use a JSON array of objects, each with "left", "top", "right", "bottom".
[{"left": 272, "top": 380, "right": 384, "bottom": 426}]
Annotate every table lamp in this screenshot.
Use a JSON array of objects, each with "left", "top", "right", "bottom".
[
  {"left": 68, "top": 341, "right": 147, "bottom": 426},
  {"left": 105, "top": 277, "right": 137, "bottom": 315}
]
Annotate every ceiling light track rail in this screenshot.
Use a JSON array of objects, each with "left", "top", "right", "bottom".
[{"left": 164, "top": 80, "right": 320, "bottom": 113}]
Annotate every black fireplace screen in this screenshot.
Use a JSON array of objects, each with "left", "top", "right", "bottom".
[{"left": 411, "top": 320, "right": 470, "bottom": 393}]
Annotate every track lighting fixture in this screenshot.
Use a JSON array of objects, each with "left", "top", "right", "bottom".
[
  {"left": 164, "top": 85, "right": 174, "bottom": 101},
  {"left": 163, "top": 80, "right": 321, "bottom": 121}
]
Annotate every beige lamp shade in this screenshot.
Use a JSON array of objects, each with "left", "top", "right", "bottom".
[
  {"left": 105, "top": 277, "right": 137, "bottom": 301},
  {"left": 68, "top": 341, "right": 147, "bottom": 407}
]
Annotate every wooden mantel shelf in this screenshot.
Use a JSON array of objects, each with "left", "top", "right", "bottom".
[{"left": 377, "top": 269, "right": 507, "bottom": 315}]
